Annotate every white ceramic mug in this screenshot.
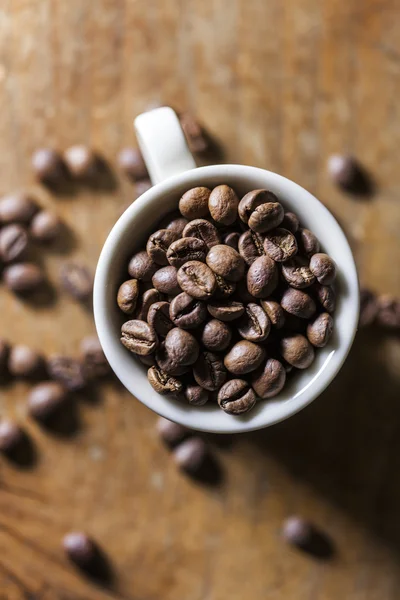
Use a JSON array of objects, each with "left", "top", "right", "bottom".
[{"left": 94, "top": 107, "right": 359, "bottom": 434}]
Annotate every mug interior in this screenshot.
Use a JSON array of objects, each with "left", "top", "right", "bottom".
[{"left": 94, "top": 165, "right": 359, "bottom": 433}]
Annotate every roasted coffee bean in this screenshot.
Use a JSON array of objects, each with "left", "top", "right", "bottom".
[
  {"left": 80, "top": 336, "right": 110, "bottom": 379},
  {"left": 282, "top": 257, "right": 315, "bottom": 289},
  {"left": 169, "top": 292, "right": 207, "bottom": 329},
  {"left": 315, "top": 284, "right": 336, "bottom": 314},
  {"left": 376, "top": 295, "right": 400, "bottom": 330},
  {"left": 167, "top": 237, "right": 207, "bottom": 268},
  {"left": 117, "top": 279, "right": 139, "bottom": 314},
  {"left": 296, "top": 228, "right": 320, "bottom": 257},
  {"left": 146, "top": 229, "right": 178, "bottom": 266},
  {"left": 147, "top": 301, "right": 174, "bottom": 336},
  {"left": 4, "top": 262, "right": 44, "bottom": 293},
  {"left": 208, "top": 185, "right": 239, "bottom": 225},
  {"left": 28, "top": 381, "right": 68, "bottom": 420},
  {"left": 157, "top": 417, "right": 188, "bottom": 445},
  {"left": 223, "top": 231, "right": 240, "bottom": 250},
  {"left": 60, "top": 263, "right": 93, "bottom": 301},
  {"left": 281, "top": 211, "right": 299, "bottom": 233},
  {"left": 238, "top": 190, "right": 279, "bottom": 224},
  {"left": 207, "top": 300, "right": 245, "bottom": 322},
  {"left": 193, "top": 352, "right": 227, "bottom": 391},
  {"left": 307, "top": 313, "right": 334, "bottom": 347},
  {"left": 180, "top": 112, "right": 209, "bottom": 153},
  {"left": 152, "top": 265, "right": 181, "bottom": 295},
  {"left": 121, "top": 320, "right": 158, "bottom": 356},
  {"left": 0, "top": 338, "right": 10, "bottom": 378},
  {"left": 224, "top": 340, "right": 265, "bottom": 375},
  {"left": 179, "top": 187, "right": 211, "bottom": 219},
  {"left": 147, "top": 365, "right": 183, "bottom": 395},
  {"left": 30, "top": 210, "right": 62, "bottom": 242},
  {"left": 327, "top": 154, "right": 359, "bottom": 189},
  {"left": 136, "top": 288, "right": 163, "bottom": 321},
  {"left": 238, "top": 303, "right": 271, "bottom": 342},
  {"left": 48, "top": 356, "right": 87, "bottom": 391},
  {"left": 173, "top": 437, "right": 207, "bottom": 472},
  {"left": 177, "top": 260, "right": 216, "bottom": 299},
  {"left": 247, "top": 255, "right": 278, "bottom": 298},
  {"left": 164, "top": 328, "right": 199, "bottom": 366},
  {"left": 281, "top": 288, "right": 316, "bottom": 319},
  {"left": 218, "top": 379, "right": 257, "bottom": 415},
  {"left": 129, "top": 251, "right": 157, "bottom": 282},
  {"left": 206, "top": 245, "right": 245, "bottom": 282},
  {"left": 263, "top": 228, "right": 298, "bottom": 262},
  {"left": 155, "top": 344, "right": 190, "bottom": 376},
  {"left": 0, "top": 192, "right": 38, "bottom": 224},
  {"left": 238, "top": 230, "right": 265, "bottom": 265},
  {"left": 185, "top": 384, "right": 209, "bottom": 406},
  {"left": 280, "top": 334, "right": 315, "bottom": 369},
  {"left": 251, "top": 358, "right": 286, "bottom": 399},
  {"left": 8, "top": 345, "right": 44, "bottom": 378},
  {"left": 0, "top": 224, "right": 29, "bottom": 262},
  {"left": 117, "top": 147, "right": 148, "bottom": 180},
  {"left": 309, "top": 253, "right": 336, "bottom": 285},
  {"left": 248, "top": 202, "right": 284, "bottom": 233},
  {"left": 0, "top": 420, "right": 23, "bottom": 453},
  {"left": 214, "top": 274, "right": 236, "bottom": 299},
  {"left": 201, "top": 319, "right": 232, "bottom": 352},
  {"left": 183, "top": 218, "right": 220, "bottom": 248},
  {"left": 260, "top": 300, "right": 285, "bottom": 329},
  {"left": 32, "top": 148, "right": 64, "bottom": 184},
  {"left": 64, "top": 145, "right": 97, "bottom": 178},
  {"left": 63, "top": 532, "right": 96, "bottom": 567},
  {"left": 359, "top": 288, "right": 378, "bottom": 327},
  {"left": 282, "top": 516, "right": 334, "bottom": 559},
  {"left": 164, "top": 216, "right": 188, "bottom": 237}
]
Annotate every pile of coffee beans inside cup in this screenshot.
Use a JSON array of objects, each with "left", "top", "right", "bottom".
[{"left": 117, "top": 185, "right": 337, "bottom": 416}]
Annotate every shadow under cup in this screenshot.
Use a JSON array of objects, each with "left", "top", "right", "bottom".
[{"left": 94, "top": 165, "right": 359, "bottom": 434}]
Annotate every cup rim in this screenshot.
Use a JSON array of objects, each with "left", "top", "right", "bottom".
[{"left": 94, "top": 164, "right": 359, "bottom": 434}]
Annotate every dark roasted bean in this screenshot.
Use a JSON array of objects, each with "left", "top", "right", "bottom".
[
  {"left": 206, "top": 245, "right": 245, "bottom": 282},
  {"left": 201, "top": 319, "right": 232, "bottom": 352},
  {"left": 179, "top": 187, "right": 211, "bottom": 219},
  {"left": 251, "top": 358, "right": 286, "bottom": 399},
  {"left": 208, "top": 185, "right": 239, "bottom": 225},
  {"left": 164, "top": 328, "right": 199, "bottom": 366},
  {"left": 214, "top": 274, "right": 236, "bottom": 299},
  {"left": 282, "top": 257, "right": 316, "bottom": 289},
  {"left": 263, "top": 228, "right": 298, "bottom": 262},
  {"left": 238, "top": 190, "right": 279, "bottom": 224},
  {"left": 135, "top": 288, "right": 163, "bottom": 321},
  {"left": 167, "top": 237, "right": 207, "bottom": 268},
  {"left": 247, "top": 255, "right": 278, "bottom": 298},
  {"left": 121, "top": 320, "right": 158, "bottom": 356},
  {"left": 224, "top": 341, "right": 265, "bottom": 375},
  {"left": 60, "top": 263, "right": 93, "bottom": 301},
  {"left": 117, "top": 279, "right": 139, "bottom": 314},
  {"left": 248, "top": 202, "right": 284, "bottom": 233},
  {"left": 281, "top": 288, "right": 316, "bottom": 319},
  {"left": 193, "top": 352, "right": 227, "bottom": 391},
  {"left": 185, "top": 384, "right": 209, "bottom": 406},
  {"left": 169, "top": 292, "right": 207, "bottom": 329},
  {"left": 207, "top": 300, "right": 245, "bottom": 322},
  {"left": 238, "top": 303, "right": 271, "bottom": 342},
  {"left": 152, "top": 265, "right": 181, "bottom": 295},
  {"left": 280, "top": 334, "right": 315, "bottom": 369},
  {"left": 309, "top": 253, "right": 337, "bottom": 285},
  {"left": 218, "top": 379, "right": 256, "bottom": 415},
  {"left": 128, "top": 250, "right": 157, "bottom": 281},
  {"left": 314, "top": 284, "right": 336, "bottom": 314},
  {"left": 177, "top": 261, "right": 216, "bottom": 299},
  {"left": 158, "top": 211, "right": 189, "bottom": 237},
  {"left": 281, "top": 211, "right": 299, "bottom": 233},
  {"left": 238, "top": 230, "right": 265, "bottom": 265},
  {"left": 146, "top": 229, "right": 178, "bottom": 266},
  {"left": 155, "top": 344, "right": 190, "bottom": 376},
  {"left": 296, "top": 228, "right": 320, "bottom": 257},
  {"left": 183, "top": 218, "right": 220, "bottom": 248},
  {"left": 223, "top": 231, "right": 240, "bottom": 250},
  {"left": 147, "top": 365, "right": 183, "bottom": 395},
  {"left": 260, "top": 300, "right": 285, "bottom": 329},
  {"left": 307, "top": 313, "right": 334, "bottom": 347},
  {"left": 147, "top": 301, "right": 174, "bottom": 337}
]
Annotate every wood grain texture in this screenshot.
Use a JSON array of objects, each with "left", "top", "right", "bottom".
[{"left": 0, "top": 0, "right": 399, "bottom": 598}]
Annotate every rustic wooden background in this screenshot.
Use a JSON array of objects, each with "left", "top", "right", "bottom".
[{"left": 0, "top": 0, "right": 399, "bottom": 598}]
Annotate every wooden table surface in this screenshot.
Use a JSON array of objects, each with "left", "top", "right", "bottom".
[{"left": 0, "top": 1, "right": 399, "bottom": 598}]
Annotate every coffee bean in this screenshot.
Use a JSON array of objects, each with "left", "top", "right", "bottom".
[
  {"left": 8, "top": 345, "right": 44, "bottom": 378},
  {"left": 180, "top": 112, "right": 209, "bottom": 153},
  {"left": 185, "top": 384, "right": 209, "bottom": 406},
  {"left": 309, "top": 253, "right": 336, "bottom": 285},
  {"left": 0, "top": 192, "right": 38, "bottom": 224},
  {"left": 260, "top": 300, "right": 285, "bottom": 329},
  {"left": 117, "top": 279, "right": 139, "bottom": 314},
  {"left": 167, "top": 237, "right": 207, "bottom": 268},
  {"left": 238, "top": 189, "right": 279, "bottom": 224},
  {"left": 173, "top": 437, "right": 207, "bottom": 472},
  {"left": 117, "top": 147, "right": 148, "bottom": 180},
  {"left": 164, "top": 328, "right": 199, "bottom": 366},
  {"left": 201, "top": 319, "right": 232, "bottom": 352},
  {"left": 183, "top": 218, "right": 220, "bottom": 248},
  {"left": 146, "top": 229, "right": 178, "bottom": 266},
  {"left": 128, "top": 250, "right": 158, "bottom": 281},
  {"left": 0, "top": 224, "right": 29, "bottom": 262},
  {"left": 238, "top": 302, "right": 271, "bottom": 342},
  {"left": 280, "top": 334, "right": 315, "bottom": 369},
  {"left": 161, "top": 214, "right": 188, "bottom": 237},
  {"left": 224, "top": 340, "right": 265, "bottom": 375},
  {"left": 169, "top": 292, "right": 207, "bottom": 329},
  {"left": 214, "top": 274, "right": 236, "bottom": 299},
  {"left": 28, "top": 381, "right": 68, "bottom": 420},
  {"left": 121, "top": 320, "right": 158, "bottom": 356},
  {"left": 0, "top": 338, "right": 10, "bottom": 378},
  {"left": 251, "top": 358, "right": 286, "bottom": 399},
  {"left": 223, "top": 231, "right": 240, "bottom": 250},
  {"left": 135, "top": 288, "right": 163, "bottom": 321},
  {"left": 359, "top": 288, "right": 378, "bottom": 327},
  {"left": 282, "top": 516, "right": 334, "bottom": 559},
  {"left": 281, "top": 288, "right": 316, "bottom": 319},
  {"left": 207, "top": 300, "right": 245, "bottom": 321},
  {"left": 206, "top": 245, "right": 245, "bottom": 282},
  {"left": 218, "top": 379, "right": 257, "bottom": 415},
  {"left": 147, "top": 365, "right": 183, "bottom": 395},
  {"left": 152, "top": 265, "right": 181, "bottom": 295},
  {"left": 60, "top": 262, "right": 93, "bottom": 302},
  {"left": 80, "top": 335, "right": 110, "bottom": 379},
  {"left": 30, "top": 210, "right": 62, "bottom": 242},
  {"left": 64, "top": 145, "right": 97, "bottom": 178},
  {"left": 263, "top": 228, "right": 298, "bottom": 262},
  {"left": 282, "top": 257, "right": 315, "bottom": 289},
  {"left": 238, "top": 230, "right": 265, "bottom": 265},
  {"left": 247, "top": 255, "right": 278, "bottom": 298},
  {"left": 155, "top": 343, "right": 190, "bottom": 376},
  {"left": 4, "top": 262, "right": 45, "bottom": 293},
  {"left": 157, "top": 417, "right": 188, "bottom": 445},
  {"left": 307, "top": 313, "right": 334, "bottom": 347},
  {"left": 48, "top": 356, "right": 87, "bottom": 391},
  {"left": 193, "top": 352, "right": 227, "bottom": 391},
  {"left": 314, "top": 284, "right": 336, "bottom": 314},
  {"left": 282, "top": 516, "right": 313, "bottom": 547},
  {"left": 248, "top": 202, "right": 284, "bottom": 233},
  {"left": 296, "top": 228, "right": 320, "bottom": 257},
  {"left": 0, "top": 419, "right": 24, "bottom": 453},
  {"left": 327, "top": 154, "right": 359, "bottom": 189},
  {"left": 63, "top": 532, "right": 96, "bottom": 566},
  {"left": 32, "top": 148, "right": 64, "bottom": 184},
  {"left": 147, "top": 301, "right": 174, "bottom": 336},
  {"left": 281, "top": 211, "right": 299, "bottom": 233},
  {"left": 177, "top": 261, "right": 216, "bottom": 299},
  {"left": 376, "top": 295, "right": 400, "bottom": 330},
  {"left": 179, "top": 187, "right": 211, "bottom": 219},
  {"left": 208, "top": 185, "right": 239, "bottom": 226}
]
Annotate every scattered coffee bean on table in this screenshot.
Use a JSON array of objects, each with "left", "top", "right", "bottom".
[
  {"left": 0, "top": 419, "right": 23, "bottom": 452},
  {"left": 28, "top": 381, "right": 68, "bottom": 421},
  {"left": 32, "top": 148, "right": 65, "bottom": 184},
  {"left": 282, "top": 515, "right": 335, "bottom": 559},
  {"left": 4, "top": 262, "right": 45, "bottom": 293},
  {"left": 47, "top": 355, "right": 87, "bottom": 391},
  {"left": 8, "top": 345, "right": 44, "bottom": 378},
  {"left": 117, "top": 147, "right": 149, "bottom": 181},
  {"left": 63, "top": 145, "right": 97, "bottom": 179},
  {"left": 63, "top": 532, "right": 96, "bottom": 567},
  {"left": 80, "top": 335, "right": 111, "bottom": 379},
  {"left": 0, "top": 191, "right": 38, "bottom": 224},
  {"left": 173, "top": 437, "right": 207, "bottom": 473},
  {"left": 0, "top": 224, "right": 29, "bottom": 263},
  {"left": 116, "top": 184, "right": 338, "bottom": 415},
  {"left": 0, "top": 338, "right": 10, "bottom": 378},
  {"left": 157, "top": 417, "right": 189, "bottom": 446},
  {"left": 60, "top": 262, "right": 93, "bottom": 302},
  {"left": 30, "top": 210, "right": 63, "bottom": 242}
]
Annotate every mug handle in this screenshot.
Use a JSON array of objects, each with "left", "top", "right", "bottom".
[{"left": 134, "top": 107, "right": 197, "bottom": 184}]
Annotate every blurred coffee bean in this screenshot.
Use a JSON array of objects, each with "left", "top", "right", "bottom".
[
  {"left": 63, "top": 532, "right": 96, "bottom": 566},
  {"left": 0, "top": 338, "right": 10, "bottom": 378},
  {"left": 32, "top": 148, "right": 65, "bottom": 184},
  {"left": 282, "top": 516, "right": 335, "bottom": 559},
  {"left": 359, "top": 288, "right": 378, "bottom": 328},
  {"left": 60, "top": 262, "right": 93, "bottom": 302},
  {"left": 47, "top": 356, "right": 87, "bottom": 391},
  {"left": 0, "top": 192, "right": 38, "bottom": 224},
  {"left": 376, "top": 294, "right": 400, "bottom": 330},
  {"left": 327, "top": 154, "right": 360, "bottom": 190},
  {"left": 156, "top": 416, "right": 188, "bottom": 445},
  {"left": 8, "top": 345, "right": 44, "bottom": 378},
  {"left": 173, "top": 437, "right": 207, "bottom": 473},
  {"left": 63, "top": 145, "right": 97, "bottom": 178},
  {"left": 117, "top": 147, "right": 148, "bottom": 180},
  {"left": 179, "top": 113, "right": 209, "bottom": 154},
  {"left": 80, "top": 335, "right": 111, "bottom": 379},
  {"left": 30, "top": 210, "right": 62, "bottom": 242},
  {"left": 134, "top": 179, "right": 152, "bottom": 198},
  {"left": 0, "top": 420, "right": 23, "bottom": 452},
  {"left": 0, "top": 224, "right": 29, "bottom": 262},
  {"left": 3, "top": 262, "right": 45, "bottom": 293},
  {"left": 28, "top": 381, "right": 68, "bottom": 421}
]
